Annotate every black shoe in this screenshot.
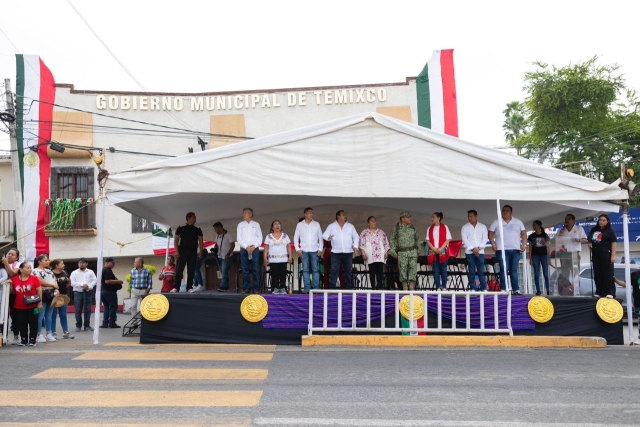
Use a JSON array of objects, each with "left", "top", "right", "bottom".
[
  {"left": 242, "top": 290, "right": 250, "bottom": 294},
  {"left": 84, "top": 326, "right": 94, "bottom": 331},
  {"left": 217, "top": 288, "right": 227, "bottom": 292},
  {"left": 535, "top": 291, "right": 541, "bottom": 296},
  {"left": 99, "top": 325, "right": 109, "bottom": 329},
  {"left": 109, "top": 324, "right": 121, "bottom": 328}
]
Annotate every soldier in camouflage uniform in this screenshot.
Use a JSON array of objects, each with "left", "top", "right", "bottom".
[{"left": 389, "top": 211, "right": 420, "bottom": 290}]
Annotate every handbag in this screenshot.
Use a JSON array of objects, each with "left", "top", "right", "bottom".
[
  {"left": 22, "top": 283, "right": 41, "bottom": 306},
  {"left": 42, "top": 288, "right": 54, "bottom": 303}
]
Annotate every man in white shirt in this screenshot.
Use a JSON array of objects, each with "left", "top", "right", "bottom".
[
  {"left": 70, "top": 257, "right": 97, "bottom": 331},
  {"left": 488, "top": 205, "right": 527, "bottom": 294},
  {"left": 461, "top": 210, "right": 488, "bottom": 291},
  {"left": 555, "top": 213, "right": 588, "bottom": 277},
  {"left": 237, "top": 208, "right": 263, "bottom": 294},
  {"left": 293, "top": 207, "right": 324, "bottom": 293},
  {"left": 213, "top": 222, "right": 235, "bottom": 292},
  {"left": 322, "top": 210, "right": 359, "bottom": 289}
]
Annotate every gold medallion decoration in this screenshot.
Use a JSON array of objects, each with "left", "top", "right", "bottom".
[
  {"left": 140, "top": 294, "right": 170, "bottom": 321},
  {"left": 596, "top": 298, "right": 623, "bottom": 324},
  {"left": 241, "top": 295, "right": 268, "bottom": 323},
  {"left": 24, "top": 152, "right": 39, "bottom": 167},
  {"left": 527, "top": 296, "right": 554, "bottom": 323},
  {"left": 399, "top": 295, "right": 424, "bottom": 320}
]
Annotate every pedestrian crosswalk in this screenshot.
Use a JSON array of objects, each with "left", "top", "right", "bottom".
[{"left": 3, "top": 343, "right": 274, "bottom": 424}]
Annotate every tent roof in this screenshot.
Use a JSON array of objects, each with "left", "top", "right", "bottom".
[{"left": 106, "top": 113, "right": 626, "bottom": 229}]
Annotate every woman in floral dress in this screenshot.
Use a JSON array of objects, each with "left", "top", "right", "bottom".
[{"left": 359, "top": 216, "right": 390, "bottom": 290}]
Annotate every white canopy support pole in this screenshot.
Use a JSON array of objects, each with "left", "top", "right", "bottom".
[
  {"left": 622, "top": 206, "right": 634, "bottom": 344},
  {"left": 164, "top": 228, "right": 171, "bottom": 266},
  {"left": 496, "top": 199, "right": 510, "bottom": 292},
  {"left": 93, "top": 198, "right": 105, "bottom": 345}
]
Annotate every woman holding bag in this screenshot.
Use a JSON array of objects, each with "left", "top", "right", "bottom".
[
  {"left": 33, "top": 254, "right": 59, "bottom": 343},
  {"left": 426, "top": 212, "right": 452, "bottom": 291},
  {"left": 10, "top": 262, "right": 42, "bottom": 346},
  {"left": 359, "top": 216, "right": 390, "bottom": 290},
  {"left": 51, "top": 259, "right": 74, "bottom": 339}
]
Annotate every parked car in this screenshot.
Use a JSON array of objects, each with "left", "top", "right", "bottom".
[{"left": 577, "top": 263, "right": 640, "bottom": 307}]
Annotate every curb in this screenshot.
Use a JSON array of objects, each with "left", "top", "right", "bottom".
[{"left": 301, "top": 335, "right": 607, "bottom": 348}]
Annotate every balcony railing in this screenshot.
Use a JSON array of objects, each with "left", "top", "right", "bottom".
[{"left": 0, "top": 210, "right": 15, "bottom": 241}]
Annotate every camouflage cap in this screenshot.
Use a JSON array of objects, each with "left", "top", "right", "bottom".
[{"left": 399, "top": 211, "right": 412, "bottom": 218}]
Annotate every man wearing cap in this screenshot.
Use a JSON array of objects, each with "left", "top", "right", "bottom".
[
  {"left": 390, "top": 212, "right": 420, "bottom": 290},
  {"left": 70, "top": 258, "right": 97, "bottom": 331},
  {"left": 100, "top": 257, "right": 123, "bottom": 328},
  {"left": 213, "top": 222, "right": 235, "bottom": 292}
]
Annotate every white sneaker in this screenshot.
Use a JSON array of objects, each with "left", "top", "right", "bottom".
[
  {"left": 36, "top": 334, "right": 47, "bottom": 343},
  {"left": 169, "top": 288, "right": 178, "bottom": 293},
  {"left": 605, "top": 295, "right": 614, "bottom": 299},
  {"left": 11, "top": 337, "right": 20, "bottom": 345},
  {"left": 45, "top": 333, "right": 57, "bottom": 342}
]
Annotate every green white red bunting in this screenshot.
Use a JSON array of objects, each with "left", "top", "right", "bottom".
[
  {"left": 16, "top": 54, "right": 56, "bottom": 261},
  {"left": 416, "top": 49, "right": 458, "bottom": 137}
]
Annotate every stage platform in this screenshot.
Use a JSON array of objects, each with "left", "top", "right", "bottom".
[{"left": 140, "top": 293, "right": 624, "bottom": 346}]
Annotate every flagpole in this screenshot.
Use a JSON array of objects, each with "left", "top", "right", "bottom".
[
  {"left": 165, "top": 229, "right": 171, "bottom": 266},
  {"left": 4, "top": 78, "right": 26, "bottom": 259}
]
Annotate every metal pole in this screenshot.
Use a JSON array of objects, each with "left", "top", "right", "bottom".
[
  {"left": 93, "top": 148, "right": 107, "bottom": 345},
  {"left": 164, "top": 229, "right": 171, "bottom": 266},
  {"left": 4, "top": 79, "right": 26, "bottom": 258},
  {"left": 496, "top": 200, "right": 509, "bottom": 291},
  {"left": 622, "top": 205, "right": 634, "bottom": 343}
]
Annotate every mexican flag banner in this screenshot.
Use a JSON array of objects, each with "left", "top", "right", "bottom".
[
  {"left": 16, "top": 55, "right": 56, "bottom": 261},
  {"left": 401, "top": 316, "right": 426, "bottom": 336},
  {"left": 416, "top": 49, "right": 458, "bottom": 137},
  {"left": 152, "top": 224, "right": 215, "bottom": 255}
]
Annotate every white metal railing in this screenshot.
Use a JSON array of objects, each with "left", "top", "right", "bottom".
[
  {"left": 1, "top": 282, "right": 10, "bottom": 346},
  {"left": 308, "top": 289, "right": 513, "bottom": 336}
]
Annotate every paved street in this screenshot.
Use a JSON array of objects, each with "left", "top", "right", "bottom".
[{"left": 1, "top": 314, "right": 639, "bottom": 426}]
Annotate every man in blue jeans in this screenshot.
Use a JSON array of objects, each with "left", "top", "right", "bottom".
[
  {"left": 488, "top": 205, "right": 527, "bottom": 295},
  {"left": 293, "top": 208, "right": 324, "bottom": 294},
  {"left": 237, "top": 208, "right": 263, "bottom": 294},
  {"left": 461, "top": 210, "right": 488, "bottom": 291},
  {"left": 323, "top": 210, "right": 360, "bottom": 289},
  {"left": 69, "top": 257, "right": 97, "bottom": 331},
  {"left": 214, "top": 222, "right": 236, "bottom": 292}
]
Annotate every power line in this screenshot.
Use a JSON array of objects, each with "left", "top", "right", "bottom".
[{"left": 17, "top": 96, "right": 253, "bottom": 140}]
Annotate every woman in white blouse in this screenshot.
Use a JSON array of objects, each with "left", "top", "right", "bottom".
[
  {"left": 264, "top": 220, "right": 293, "bottom": 295},
  {"left": 359, "top": 216, "right": 390, "bottom": 290}
]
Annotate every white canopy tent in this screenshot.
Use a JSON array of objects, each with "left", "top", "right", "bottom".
[
  {"left": 99, "top": 112, "right": 635, "bottom": 343},
  {"left": 106, "top": 112, "right": 626, "bottom": 228}
]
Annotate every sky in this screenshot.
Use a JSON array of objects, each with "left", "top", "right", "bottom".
[{"left": 1, "top": 0, "right": 639, "bottom": 151}]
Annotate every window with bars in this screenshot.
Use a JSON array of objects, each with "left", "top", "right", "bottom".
[
  {"left": 50, "top": 167, "right": 95, "bottom": 230},
  {"left": 132, "top": 215, "right": 154, "bottom": 233}
]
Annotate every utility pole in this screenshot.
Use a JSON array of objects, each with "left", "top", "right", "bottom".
[
  {"left": 620, "top": 162, "right": 635, "bottom": 344},
  {"left": 4, "top": 78, "right": 26, "bottom": 258}
]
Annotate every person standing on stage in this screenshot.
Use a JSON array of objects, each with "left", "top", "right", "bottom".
[
  {"left": 70, "top": 258, "right": 97, "bottom": 331},
  {"left": 293, "top": 208, "right": 323, "bottom": 294},
  {"left": 461, "top": 210, "right": 488, "bottom": 292},
  {"left": 588, "top": 214, "right": 617, "bottom": 298},
  {"left": 100, "top": 257, "right": 123, "bottom": 328},
  {"left": 555, "top": 213, "right": 588, "bottom": 278},
  {"left": 389, "top": 211, "right": 420, "bottom": 291},
  {"left": 264, "top": 220, "right": 293, "bottom": 294},
  {"left": 527, "top": 220, "right": 550, "bottom": 296},
  {"left": 488, "top": 205, "right": 527, "bottom": 295},
  {"left": 359, "top": 216, "right": 390, "bottom": 290},
  {"left": 425, "top": 212, "right": 452, "bottom": 291},
  {"left": 323, "top": 210, "right": 360, "bottom": 289},
  {"left": 213, "top": 222, "right": 235, "bottom": 292},
  {"left": 159, "top": 255, "right": 177, "bottom": 293},
  {"left": 237, "top": 208, "right": 263, "bottom": 294},
  {"left": 171, "top": 212, "right": 204, "bottom": 293},
  {"left": 129, "top": 257, "right": 152, "bottom": 315}
]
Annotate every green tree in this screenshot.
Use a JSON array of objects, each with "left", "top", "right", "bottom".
[{"left": 505, "top": 57, "right": 640, "bottom": 203}]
